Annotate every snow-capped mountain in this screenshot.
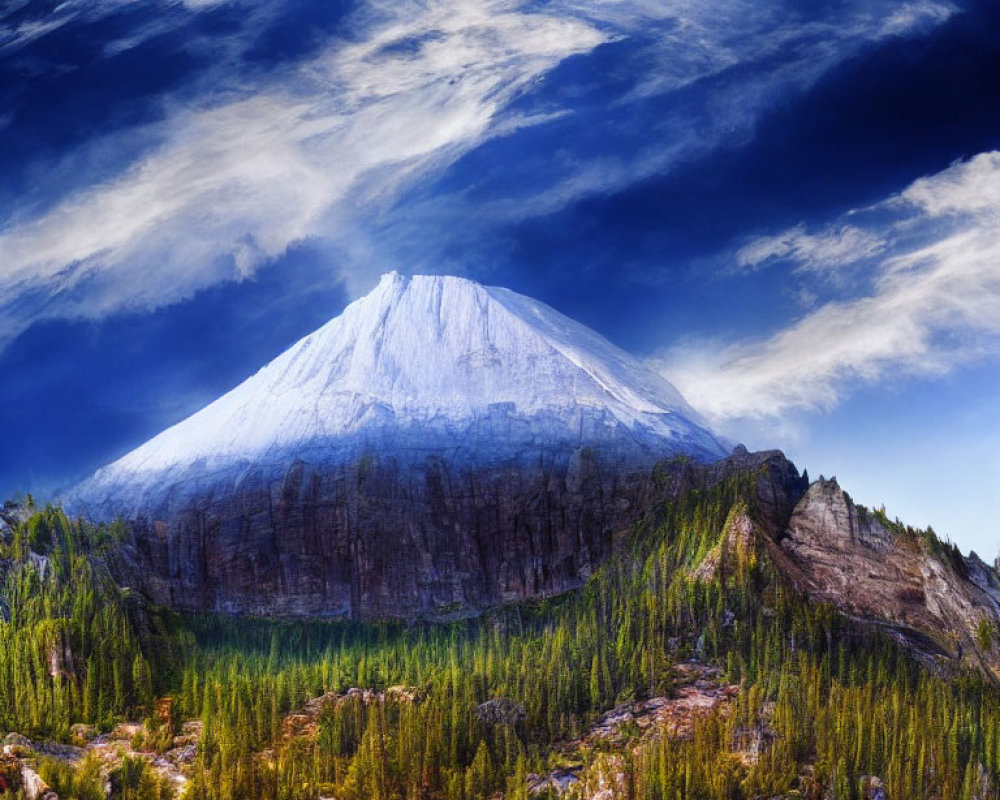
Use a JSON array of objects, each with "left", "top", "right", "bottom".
[{"left": 72, "top": 272, "right": 726, "bottom": 519}]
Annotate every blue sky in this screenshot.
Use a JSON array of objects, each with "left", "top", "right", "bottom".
[{"left": 1, "top": 0, "right": 999, "bottom": 556}]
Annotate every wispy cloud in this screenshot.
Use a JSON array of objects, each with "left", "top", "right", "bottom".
[
  {"left": 358, "top": 0, "right": 956, "bottom": 267},
  {"left": 735, "top": 224, "right": 887, "bottom": 278},
  {"left": 0, "top": 0, "right": 606, "bottom": 343},
  {"left": 0, "top": 0, "right": 186, "bottom": 53},
  {"left": 660, "top": 151, "right": 1000, "bottom": 421},
  {"left": 0, "top": 0, "right": 955, "bottom": 347}
]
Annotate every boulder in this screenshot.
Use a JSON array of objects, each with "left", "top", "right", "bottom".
[{"left": 475, "top": 698, "right": 527, "bottom": 727}]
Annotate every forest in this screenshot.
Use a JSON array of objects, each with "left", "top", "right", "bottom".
[{"left": 1, "top": 465, "right": 999, "bottom": 800}]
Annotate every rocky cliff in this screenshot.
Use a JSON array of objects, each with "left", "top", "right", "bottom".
[
  {"left": 105, "top": 443, "right": 1000, "bottom": 679},
  {"left": 111, "top": 447, "right": 657, "bottom": 619},
  {"left": 769, "top": 477, "right": 1000, "bottom": 675},
  {"left": 108, "top": 446, "right": 809, "bottom": 621}
]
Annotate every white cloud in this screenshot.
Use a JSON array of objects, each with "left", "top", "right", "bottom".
[
  {"left": 0, "top": 0, "right": 606, "bottom": 341},
  {"left": 368, "top": 0, "right": 955, "bottom": 248},
  {"left": 0, "top": 0, "right": 194, "bottom": 53},
  {"left": 659, "top": 151, "right": 1000, "bottom": 422},
  {"left": 0, "top": 0, "right": 956, "bottom": 345},
  {"left": 879, "top": 1, "right": 955, "bottom": 36},
  {"left": 736, "top": 224, "right": 886, "bottom": 277},
  {"left": 901, "top": 152, "right": 1000, "bottom": 217}
]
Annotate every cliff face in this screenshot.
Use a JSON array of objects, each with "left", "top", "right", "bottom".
[
  {"left": 773, "top": 477, "right": 1000, "bottom": 674},
  {"left": 646, "top": 455, "right": 1000, "bottom": 676},
  {"left": 106, "top": 445, "right": 1000, "bottom": 676},
  {"left": 114, "top": 448, "right": 658, "bottom": 619},
  {"left": 111, "top": 447, "right": 807, "bottom": 621}
]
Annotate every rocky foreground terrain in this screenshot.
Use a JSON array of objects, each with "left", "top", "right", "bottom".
[
  {"left": 0, "top": 717, "right": 200, "bottom": 799},
  {"left": 0, "top": 665, "right": 752, "bottom": 800}
]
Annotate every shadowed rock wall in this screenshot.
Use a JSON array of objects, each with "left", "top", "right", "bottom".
[{"left": 115, "top": 448, "right": 664, "bottom": 619}]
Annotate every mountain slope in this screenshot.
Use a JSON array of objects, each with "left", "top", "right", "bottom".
[
  {"left": 72, "top": 272, "right": 726, "bottom": 519},
  {"left": 66, "top": 273, "right": 728, "bottom": 619},
  {"left": 768, "top": 476, "right": 1000, "bottom": 676}
]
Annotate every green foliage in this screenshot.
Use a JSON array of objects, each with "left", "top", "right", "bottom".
[
  {"left": 978, "top": 619, "right": 998, "bottom": 653},
  {"left": 108, "top": 755, "right": 175, "bottom": 800},
  {"left": 4, "top": 470, "right": 1000, "bottom": 800},
  {"left": 0, "top": 506, "right": 156, "bottom": 737},
  {"left": 38, "top": 754, "right": 106, "bottom": 800}
]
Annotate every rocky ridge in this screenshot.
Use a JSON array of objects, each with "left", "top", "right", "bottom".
[
  {"left": 102, "top": 447, "right": 806, "bottom": 620},
  {"left": 110, "top": 448, "right": 664, "bottom": 619},
  {"left": 767, "top": 476, "right": 1000, "bottom": 676}
]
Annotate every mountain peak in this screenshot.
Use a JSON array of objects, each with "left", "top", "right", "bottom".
[{"left": 71, "top": 273, "right": 726, "bottom": 516}]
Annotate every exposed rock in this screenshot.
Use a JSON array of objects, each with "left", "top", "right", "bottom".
[
  {"left": 773, "top": 478, "right": 1000, "bottom": 674},
  {"left": 861, "top": 775, "right": 888, "bottom": 800},
  {"left": 3, "top": 732, "right": 35, "bottom": 755},
  {"left": 967, "top": 761, "right": 996, "bottom": 800},
  {"left": 0, "top": 748, "right": 59, "bottom": 800},
  {"left": 109, "top": 447, "right": 807, "bottom": 621},
  {"left": 0, "top": 501, "right": 31, "bottom": 534},
  {"left": 113, "top": 450, "right": 660, "bottom": 620},
  {"left": 8, "top": 716, "right": 202, "bottom": 794},
  {"left": 583, "top": 664, "right": 739, "bottom": 747},
  {"left": 528, "top": 767, "right": 581, "bottom": 796},
  {"left": 0, "top": 755, "right": 22, "bottom": 794},
  {"left": 28, "top": 552, "right": 50, "bottom": 582},
  {"left": 653, "top": 447, "right": 808, "bottom": 534},
  {"left": 69, "top": 724, "right": 98, "bottom": 747},
  {"left": 20, "top": 765, "right": 58, "bottom": 800},
  {"left": 282, "top": 687, "right": 422, "bottom": 742},
  {"left": 33, "top": 742, "right": 84, "bottom": 762},
  {"left": 108, "top": 722, "right": 144, "bottom": 743},
  {"left": 171, "top": 720, "right": 203, "bottom": 749},
  {"left": 731, "top": 720, "right": 778, "bottom": 768},
  {"left": 691, "top": 505, "right": 756, "bottom": 582},
  {"left": 529, "top": 663, "right": 743, "bottom": 797},
  {"left": 475, "top": 698, "right": 526, "bottom": 727}
]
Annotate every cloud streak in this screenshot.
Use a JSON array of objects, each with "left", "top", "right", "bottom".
[
  {"left": 660, "top": 151, "right": 1000, "bottom": 422},
  {"left": 735, "top": 225, "right": 887, "bottom": 279},
  {"left": 0, "top": 0, "right": 956, "bottom": 347},
  {"left": 355, "top": 0, "right": 955, "bottom": 269},
  {"left": 0, "top": 0, "right": 606, "bottom": 342}
]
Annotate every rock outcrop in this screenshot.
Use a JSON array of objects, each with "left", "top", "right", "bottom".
[
  {"left": 475, "top": 698, "right": 527, "bottom": 727},
  {"left": 112, "top": 448, "right": 664, "bottom": 619},
  {"left": 526, "top": 662, "right": 745, "bottom": 798},
  {"left": 773, "top": 477, "right": 1000, "bottom": 675},
  {"left": 90, "top": 437, "right": 1000, "bottom": 679},
  {"left": 108, "top": 446, "right": 808, "bottom": 621},
  {"left": 1, "top": 722, "right": 200, "bottom": 795}
]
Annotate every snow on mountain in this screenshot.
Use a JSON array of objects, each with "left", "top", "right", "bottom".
[{"left": 71, "top": 273, "right": 727, "bottom": 516}]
